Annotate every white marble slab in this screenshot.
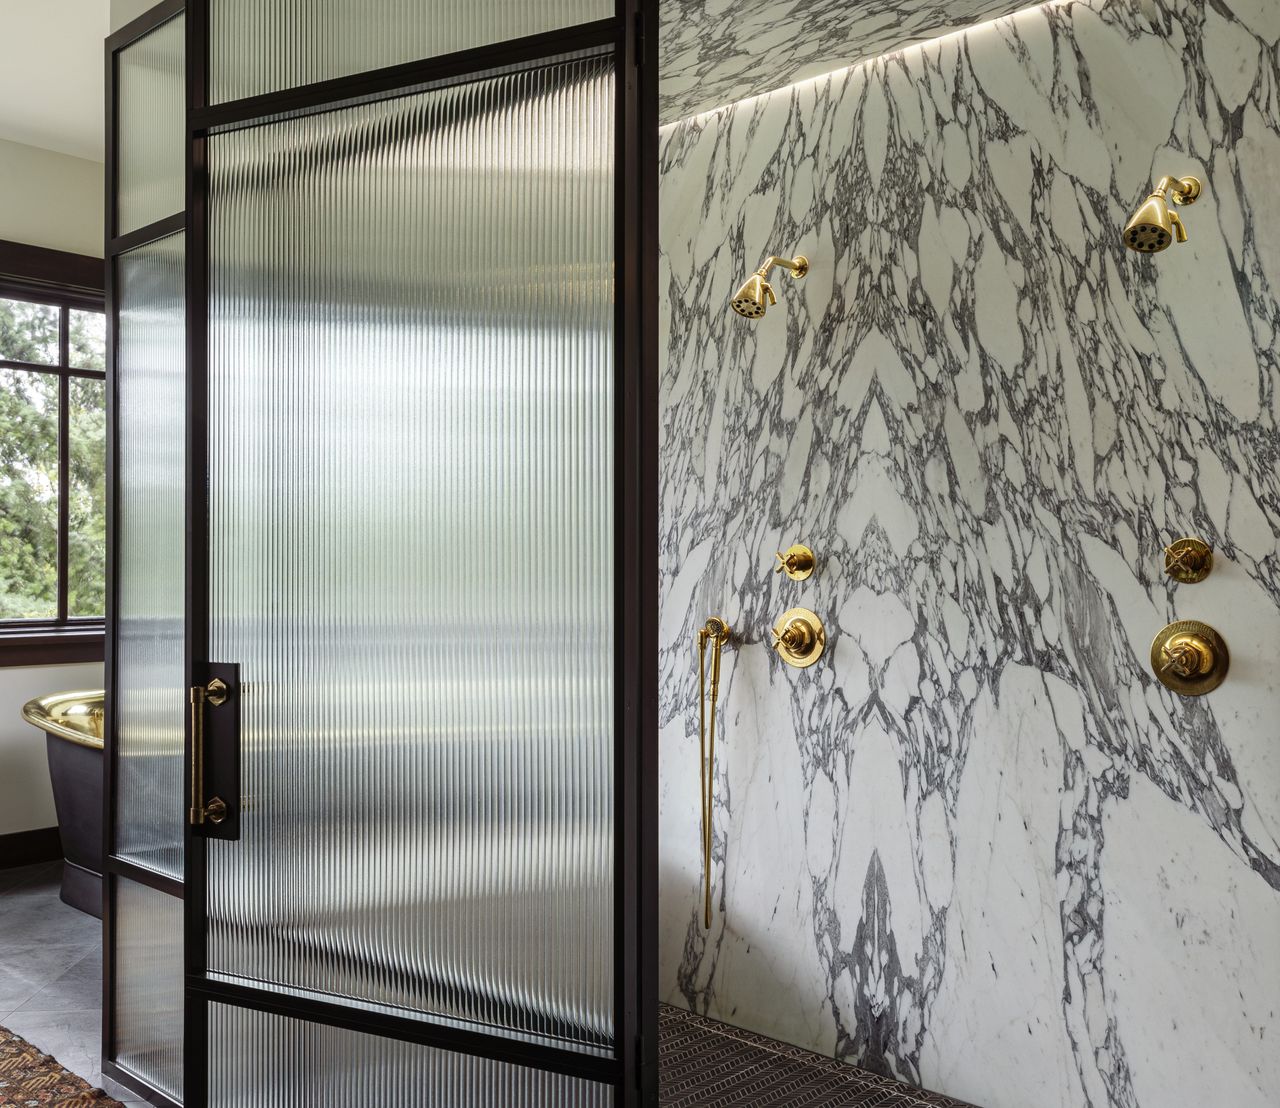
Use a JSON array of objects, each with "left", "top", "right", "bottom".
[{"left": 657, "top": 1, "right": 1280, "bottom": 1104}]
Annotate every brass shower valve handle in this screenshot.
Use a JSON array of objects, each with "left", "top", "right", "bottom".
[
  {"left": 1160, "top": 637, "right": 1212, "bottom": 678},
  {"left": 774, "top": 543, "right": 816, "bottom": 581},
  {"left": 771, "top": 607, "right": 825, "bottom": 668},
  {"left": 1151, "top": 620, "right": 1229, "bottom": 695},
  {"left": 1163, "top": 537, "right": 1213, "bottom": 584}
]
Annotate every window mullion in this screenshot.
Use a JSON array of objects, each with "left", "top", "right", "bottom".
[{"left": 57, "top": 306, "right": 70, "bottom": 623}]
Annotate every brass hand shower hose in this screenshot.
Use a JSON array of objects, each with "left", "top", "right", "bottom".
[{"left": 697, "top": 617, "right": 730, "bottom": 930}]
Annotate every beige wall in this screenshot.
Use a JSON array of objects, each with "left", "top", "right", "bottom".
[
  {"left": 110, "top": 0, "right": 158, "bottom": 33},
  {"left": 0, "top": 137, "right": 102, "bottom": 258},
  {"left": 0, "top": 103, "right": 107, "bottom": 840},
  {"left": 0, "top": 663, "right": 104, "bottom": 836}
]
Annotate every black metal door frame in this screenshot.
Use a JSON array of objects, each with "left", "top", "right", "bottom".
[
  {"left": 179, "top": 2, "right": 659, "bottom": 1105},
  {"left": 103, "top": 3, "right": 189, "bottom": 1105}
]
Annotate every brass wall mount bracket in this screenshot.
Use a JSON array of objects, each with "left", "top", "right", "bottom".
[
  {"left": 771, "top": 607, "right": 825, "bottom": 668},
  {"left": 1164, "top": 537, "right": 1213, "bottom": 584},
  {"left": 774, "top": 543, "right": 816, "bottom": 581},
  {"left": 1151, "top": 619, "right": 1229, "bottom": 696}
]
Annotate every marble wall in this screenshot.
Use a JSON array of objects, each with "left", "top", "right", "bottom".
[{"left": 656, "top": 1, "right": 1280, "bottom": 1106}]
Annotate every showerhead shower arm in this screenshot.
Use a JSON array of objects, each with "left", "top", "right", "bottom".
[
  {"left": 1152, "top": 175, "right": 1201, "bottom": 205},
  {"left": 755, "top": 255, "right": 809, "bottom": 279}
]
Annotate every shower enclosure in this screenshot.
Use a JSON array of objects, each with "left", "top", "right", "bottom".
[{"left": 103, "top": 2, "right": 658, "bottom": 1104}]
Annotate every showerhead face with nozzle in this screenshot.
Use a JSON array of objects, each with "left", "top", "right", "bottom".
[
  {"left": 731, "top": 273, "right": 776, "bottom": 319},
  {"left": 1123, "top": 175, "right": 1201, "bottom": 253},
  {"left": 1123, "top": 194, "right": 1180, "bottom": 252}
]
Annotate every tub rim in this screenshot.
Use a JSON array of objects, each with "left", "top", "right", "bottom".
[{"left": 21, "top": 688, "right": 105, "bottom": 750}]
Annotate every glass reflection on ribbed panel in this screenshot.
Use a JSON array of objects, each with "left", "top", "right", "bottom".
[
  {"left": 209, "top": 0, "right": 611, "bottom": 103},
  {"left": 115, "top": 233, "right": 186, "bottom": 880},
  {"left": 114, "top": 879, "right": 184, "bottom": 1100},
  {"left": 206, "top": 58, "right": 615, "bottom": 1049},
  {"left": 209, "top": 1005, "right": 614, "bottom": 1106},
  {"left": 117, "top": 15, "right": 184, "bottom": 235}
]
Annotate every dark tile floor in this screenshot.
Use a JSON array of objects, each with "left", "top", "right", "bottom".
[{"left": 0, "top": 861, "right": 144, "bottom": 1105}]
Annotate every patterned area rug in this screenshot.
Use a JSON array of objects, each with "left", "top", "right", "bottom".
[
  {"left": 0, "top": 1025, "right": 121, "bottom": 1106},
  {"left": 659, "top": 1005, "right": 978, "bottom": 1107}
]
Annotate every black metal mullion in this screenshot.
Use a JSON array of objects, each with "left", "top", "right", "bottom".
[
  {"left": 106, "top": 854, "right": 185, "bottom": 899},
  {"left": 189, "top": 977, "right": 618, "bottom": 1085},
  {"left": 183, "top": 0, "right": 210, "bottom": 1100},
  {"left": 101, "top": 1059, "right": 183, "bottom": 1108},
  {"left": 612, "top": 2, "right": 658, "bottom": 1103},
  {"left": 109, "top": 212, "right": 186, "bottom": 259},
  {"left": 101, "top": 12, "right": 121, "bottom": 1081},
  {"left": 0, "top": 359, "right": 106, "bottom": 381},
  {"left": 191, "top": 18, "right": 617, "bottom": 135},
  {"left": 56, "top": 307, "right": 70, "bottom": 622}
]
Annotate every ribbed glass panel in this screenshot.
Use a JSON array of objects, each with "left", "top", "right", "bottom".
[
  {"left": 210, "top": 1005, "right": 614, "bottom": 1106},
  {"left": 206, "top": 58, "right": 615, "bottom": 1050},
  {"left": 117, "top": 14, "right": 185, "bottom": 235},
  {"left": 209, "top": 0, "right": 610, "bottom": 103},
  {"left": 113, "top": 878, "right": 184, "bottom": 1100},
  {"left": 115, "top": 233, "right": 186, "bottom": 879}
]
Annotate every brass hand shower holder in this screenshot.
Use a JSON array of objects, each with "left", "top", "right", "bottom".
[{"left": 697, "top": 616, "right": 731, "bottom": 930}]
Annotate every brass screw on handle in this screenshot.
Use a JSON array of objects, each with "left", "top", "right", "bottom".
[
  {"left": 1151, "top": 620, "right": 1229, "bottom": 695},
  {"left": 1160, "top": 639, "right": 1210, "bottom": 678},
  {"left": 1164, "top": 537, "right": 1213, "bottom": 584},
  {"left": 771, "top": 607, "right": 825, "bottom": 668}
]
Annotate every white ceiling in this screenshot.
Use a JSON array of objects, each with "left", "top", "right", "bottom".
[{"left": 0, "top": 1, "right": 111, "bottom": 162}]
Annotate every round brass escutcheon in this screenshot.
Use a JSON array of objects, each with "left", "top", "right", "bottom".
[
  {"left": 774, "top": 543, "right": 816, "bottom": 582},
  {"left": 1164, "top": 537, "right": 1213, "bottom": 584},
  {"left": 772, "top": 607, "right": 825, "bottom": 669},
  {"left": 1150, "top": 620, "right": 1229, "bottom": 696},
  {"left": 790, "top": 255, "right": 810, "bottom": 279}
]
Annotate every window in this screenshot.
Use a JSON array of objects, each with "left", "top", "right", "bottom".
[{"left": 0, "top": 240, "right": 106, "bottom": 664}]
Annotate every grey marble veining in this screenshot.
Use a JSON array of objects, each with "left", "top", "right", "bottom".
[
  {"left": 659, "top": 0, "right": 1025, "bottom": 122},
  {"left": 657, "top": 1, "right": 1280, "bottom": 1106}
]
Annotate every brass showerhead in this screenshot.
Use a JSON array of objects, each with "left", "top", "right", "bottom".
[
  {"left": 1123, "top": 175, "right": 1202, "bottom": 253},
  {"left": 731, "top": 254, "right": 808, "bottom": 319}
]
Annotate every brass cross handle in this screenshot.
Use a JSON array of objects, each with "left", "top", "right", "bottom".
[
  {"left": 1160, "top": 637, "right": 1213, "bottom": 678},
  {"left": 1151, "top": 620, "right": 1228, "bottom": 695},
  {"left": 1163, "top": 537, "right": 1212, "bottom": 584},
  {"left": 774, "top": 543, "right": 815, "bottom": 581},
  {"left": 771, "top": 607, "right": 825, "bottom": 668}
]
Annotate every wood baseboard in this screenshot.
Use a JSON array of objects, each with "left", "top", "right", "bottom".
[{"left": 0, "top": 826, "right": 63, "bottom": 868}]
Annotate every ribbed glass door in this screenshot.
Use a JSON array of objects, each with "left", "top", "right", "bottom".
[
  {"left": 205, "top": 55, "right": 616, "bottom": 1046},
  {"left": 187, "top": 1, "right": 654, "bottom": 1103}
]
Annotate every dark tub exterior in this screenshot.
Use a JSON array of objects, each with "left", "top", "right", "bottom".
[{"left": 21, "top": 690, "right": 104, "bottom": 918}]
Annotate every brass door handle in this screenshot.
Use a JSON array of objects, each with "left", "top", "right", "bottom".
[
  {"left": 189, "top": 677, "right": 230, "bottom": 826},
  {"left": 1151, "top": 620, "right": 1228, "bottom": 695}
]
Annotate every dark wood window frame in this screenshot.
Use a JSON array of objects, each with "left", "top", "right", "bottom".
[{"left": 0, "top": 238, "right": 106, "bottom": 666}]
